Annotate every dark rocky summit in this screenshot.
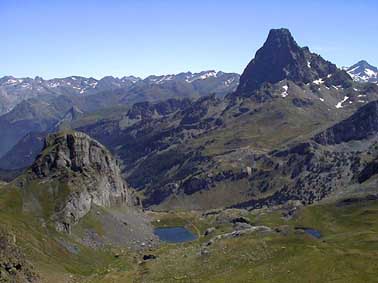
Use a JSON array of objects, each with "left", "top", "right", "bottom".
[{"left": 236, "top": 28, "right": 348, "bottom": 96}]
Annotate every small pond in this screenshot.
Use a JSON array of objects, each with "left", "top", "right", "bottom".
[
  {"left": 295, "top": 227, "right": 322, "bottom": 239},
  {"left": 154, "top": 227, "right": 197, "bottom": 243},
  {"left": 304, "top": 228, "right": 322, "bottom": 239}
]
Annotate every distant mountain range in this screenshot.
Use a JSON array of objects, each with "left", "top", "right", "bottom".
[
  {"left": 0, "top": 71, "right": 239, "bottom": 157},
  {"left": 0, "top": 75, "right": 136, "bottom": 114},
  {"left": 1, "top": 62, "right": 376, "bottom": 116},
  {"left": 0, "top": 71, "right": 239, "bottom": 115}
]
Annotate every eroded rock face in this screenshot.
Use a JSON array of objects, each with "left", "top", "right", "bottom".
[
  {"left": 30, "top": 131, "right": 129, "bottom": 232},
  {"left": 314, "top": 101, "right": 378, "bottom": 145}
]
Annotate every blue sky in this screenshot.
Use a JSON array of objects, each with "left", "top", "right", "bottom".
[{"left": 1, "top": 0, "right": 377, "bottom": 79}]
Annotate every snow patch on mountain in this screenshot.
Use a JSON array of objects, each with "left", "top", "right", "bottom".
[
  {"left": 313, "top": 78, "right": 324, "bottom": 85},
  {"left": 335, "top": 96, "right": 349, "bottom": 109},
  {"left": 281, "top": 85, "right": 289, "bottom": 98}
]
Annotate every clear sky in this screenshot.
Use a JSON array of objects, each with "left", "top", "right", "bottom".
[{"left": 1, "top": 0, "right": 377, "bottom": 79}]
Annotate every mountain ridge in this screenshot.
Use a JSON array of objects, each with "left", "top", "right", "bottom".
[
  {"left": 0, "top": 71, "right": 240, "bottom": 158},
  {"left": 0, "top": 71, "right": 240, "bottom": 116}
]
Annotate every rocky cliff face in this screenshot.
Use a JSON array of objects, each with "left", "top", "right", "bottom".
[
  {"left": 314, "top": 100, "right": 378, "bottom": 145},
  {"left": 29, "top": 131, "right": 129, "bottom": 233}
]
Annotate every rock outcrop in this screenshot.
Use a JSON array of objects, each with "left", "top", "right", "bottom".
[
  {"left": 314, "top": 100, "right": 378, "bottom": 145},
  {"left": 0, "top": 228, "right": 39, "bottom": 282},
  {"left": 29, "top": 131, "right": 129, "bottom": 233}
]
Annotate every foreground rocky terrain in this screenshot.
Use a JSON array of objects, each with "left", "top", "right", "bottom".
[{"left": 0, "top": 131, "right": 158, "bottom": 281}]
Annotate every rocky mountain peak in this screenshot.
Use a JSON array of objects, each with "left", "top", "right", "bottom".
[
  {"left": 346, "top": 60, "right": 378, "bottom": 83},
  {"left": 353, "top": 60, "right": 375, "bottom": 70},
  {"left": 265, "top": 28, "right": 298, "bottom": 49},
  {"left": 29, "top": 131, "right": 129, "bottom": 232},
  {"left": 236, "top": 28, "right": 341, "bottom": 95}
]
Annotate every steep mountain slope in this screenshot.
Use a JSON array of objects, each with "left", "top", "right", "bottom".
[
  {"left": 0, "top": 99, "right": 64, "bottom": 157},
  {"left": 0, "top": 132, "right": 46, "bottom": 170},
  {"left": 231, "top": 99, "right": 378, "bottom": 209},
  {"left": 346, "top": 60, "right": 378, "bottom": 84},
  {"left": 314, "top": 100, "right": 378, "bottom": 144},
  {"left": 53, "top": 106, "right": 84, "bottom": 131},
  {"left": 0, "top": 93, "right": 93, "bottom": 158}
]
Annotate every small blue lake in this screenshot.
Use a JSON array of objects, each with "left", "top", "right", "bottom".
[
  {"left": 304, "top": 228, "right": 322, "bottom": 239},
  {"left": 154, "top": 227, "right": 197, "bottom": 243},
  {"left": 295, "top": 227, "right": 322, "bottom": 239}
]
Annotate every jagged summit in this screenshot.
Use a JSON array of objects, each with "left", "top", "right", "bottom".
[
  {"left": 236, "top": 28, "right": 345, "bottom": 95},
  {"left": 265, "top": 28, "right": 297, "bottom": 48}
]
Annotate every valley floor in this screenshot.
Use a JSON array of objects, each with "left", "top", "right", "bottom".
[{"left": 75, "top": 197, "right": 378, "bottom": 283}]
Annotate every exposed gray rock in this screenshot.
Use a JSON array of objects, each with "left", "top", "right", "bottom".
[
  {"left": 29, "top": 131, "right": 129, "bottom": 233},
  {"left": 202, "top": 225, "right": 273, "bottom": 249},
  {"left": 215, "top": 226, "right": 272, "bottom": 239},
  {"left": 204, "top": 227, "right": 216, "bottom": 236},
  {"left": 314, "top": 100, "right": 378, "bottom": 145},
  {"left": 234, "top": 222, "right": 253, "bottom": 230}
]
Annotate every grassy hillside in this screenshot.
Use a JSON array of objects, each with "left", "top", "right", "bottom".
[
  {"left": 0, "top": 183, "right": 141, "bottom": 282},
  {"left": 1, "top": 178, "right": 378, "bottom": 282}
]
